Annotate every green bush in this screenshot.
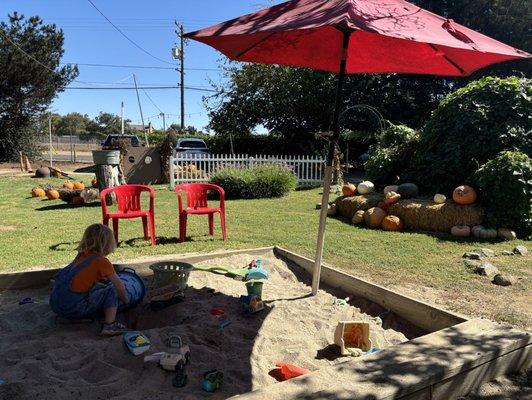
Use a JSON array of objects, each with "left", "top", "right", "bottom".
[
  {"left": 409, "top": 76, "right": 531, "bottom": 193},
  {"left": 472, "top": 151, "right": 532, "bottom": 238},
  {"left": 210, "top": 164, "right": 297, "bottom": 199},
  {"left": 364, "top": 123, "right": 420, "bottom": 185}
]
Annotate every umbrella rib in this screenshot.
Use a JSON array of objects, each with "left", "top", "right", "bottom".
[
  {"left": 234, "top": 32, "right": 277, "bottom": 59},
  {"left": 428, "top": 43, "right": 465, "bottom": 75}
]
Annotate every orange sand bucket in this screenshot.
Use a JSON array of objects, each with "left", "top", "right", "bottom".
[{"left": 275, "top": 361, "right": 310, "bottom": 380}]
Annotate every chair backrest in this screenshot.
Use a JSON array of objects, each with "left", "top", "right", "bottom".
[
  {"left": 100, "top": 184, "right": 154, "bottom": 214},
  {"left": 174, "top": 183, "right": 224, "bottom": 212}
]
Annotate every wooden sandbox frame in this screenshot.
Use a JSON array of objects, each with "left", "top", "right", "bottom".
[{"left": 0, "top": 246, "right": 530, "bottom": 399}]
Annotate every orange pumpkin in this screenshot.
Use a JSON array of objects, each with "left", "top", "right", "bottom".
[
  {"left": 63, "top": 181, "right": 75, "bottom": 189},
  {"left": 384, "top": 191, "right": 401, "bottom": 205},
  {"left": 72, "top": 196, "right": 84, "bottom": 205},
  {"left": 453, "top": 185, "right": 477, "bottom": 205},
  {"left": 352, "top": 210, "right": 365, "bottom": 225},
  {"left": 31, "top": 187, "right": 46, "bottom": 198},
  {"left": 364, "top": 207, "right": 387, "bottom": 228},
  {"left": 73, "top": 182, "right": 85, "bottom": 190},
  {"left": 381, "top": 215, "right": 404, "bottom": 231},
  {"left": 46, "top": 189, "right": 60, "bottom": 200},
  {"left": 342, "top": 183, "right": 357, "bottom": 197}
]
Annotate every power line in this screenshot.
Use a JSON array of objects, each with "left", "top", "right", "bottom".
[
  {"left": 141, "top": 87, "right": 164, "bottom": 113},
  {"left": 65, "top": 85, "right": 217, "bottom": 92},
  {"left": 59, "top": 62, "right": 221, "bottom": 71},
  {"left": 86, "top": 0, "right": 176, "bottom": 66}
]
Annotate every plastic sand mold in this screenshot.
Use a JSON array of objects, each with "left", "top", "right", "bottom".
[
  {"left": 123, "top": 331, "right": 151, "bottom": 356},
  {"left": 274, "top": 361, "right": 310, "bottom": 380}
]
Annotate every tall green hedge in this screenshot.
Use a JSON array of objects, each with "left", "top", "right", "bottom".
[
  {"left": 472, "top": 151, "right": 532, "bottom": 238},
  {"left": 364, "top": 123, "right": 420, "bottom": 185},
  {"left": 408, "top": 76, "right": 531, "bottom": 193}
]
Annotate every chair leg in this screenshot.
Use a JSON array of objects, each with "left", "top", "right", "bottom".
[
  {"left": 149, "top": 213, "right": 156, "bottom": 246},
  {"left": 103, "top": 216, "right": 109, "bottom": 226},
  {"left": 179, "top": 214, "right": 187, "bottom": 243},
  {"left": 142, "top": 216, "right": 149, "bottom": 240},
  {"left": 220, "top": 211, "right": 227, "bottom": 241},
  {"left": 208, "top": 213, "right": 214, "bottom": 236},
  {"left": 112, "top": 218, "right": 119, "bottom": 246}
]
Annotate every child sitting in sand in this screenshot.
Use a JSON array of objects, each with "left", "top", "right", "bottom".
[{"left": 50, "top": 224, "right": 132, "bottom": 336}]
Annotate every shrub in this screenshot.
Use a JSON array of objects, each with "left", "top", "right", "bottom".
[
  {"left": 210, "top": 164, "right": 297, "bottom": 199},
  {"left": 364, "top": 123, "right": 419, "bottom": 185},
  {"left": 472, "top": 151, "right": 532, "bottom": 238},
  {"left": 408, "top": 76, "right": 531, "bottom": 193}
]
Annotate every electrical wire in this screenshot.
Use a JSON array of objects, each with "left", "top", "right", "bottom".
[
  {"left": 86, "top": 0, "right": 176, "bottom": 66},
  {"left": 59, "top": 62, "right": 221, "bottom": 71},
  {"left": 140, "top": 87, "right": 164, "bottom": 113},
  {"left": 65, "top": 86, "right": 216, "bottom": 92}
]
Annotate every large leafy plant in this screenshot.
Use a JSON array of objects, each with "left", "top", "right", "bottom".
[
  {"left": 472, "top": 151, "right": 532, "bottom": 238},
  {"left": 408, "top": 76, "right": 531, "bottom": 193}
]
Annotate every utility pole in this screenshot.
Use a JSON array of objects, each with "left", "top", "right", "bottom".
[
  {"left": 121, "top": 101, "right": 125, "bottom": 135},
  {"left": 160, "top": 113, "right": 166, "bottom": 133},
  {"left": 133, "top": 74, "right": 149, "bottom": 146},
  {"left": 174, "top": 21, "right": 185, "bottom": 131},
  {"left": 49, "top": 116, "right": 53, "bottom": 168}
]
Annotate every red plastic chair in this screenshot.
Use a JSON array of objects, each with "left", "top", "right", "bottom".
[
  {"left": 174, "top": 183, "right": 227, "bottom": 243},
  {"left": 100, "top": 184, "right": 156, "bottom": 246}
]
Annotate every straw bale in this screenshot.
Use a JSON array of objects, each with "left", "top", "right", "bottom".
[
  {"left": 336, "top": 196, "right": 483, "bottom": 232},
  {"left": 334, "top": 194, "right": 383, "bottom": 217}
]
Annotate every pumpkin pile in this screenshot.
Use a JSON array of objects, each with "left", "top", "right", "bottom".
[
  {"left": 350, "top": 205, "right": 404, "bottom": 232},
  {"left": 30, "top": 180, "right": 94, "bottom": 207}
]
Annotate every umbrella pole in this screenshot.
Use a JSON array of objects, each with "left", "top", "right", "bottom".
[{"left": 311, "top": 31, "right": 350, "bottom": 295}]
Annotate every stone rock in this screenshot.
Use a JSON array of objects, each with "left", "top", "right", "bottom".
[
  {"left": 492, "top": 274, "right": 517, "bottom": 286},
  {"left": 474, "top": 262, "right": 499, "bottom": 279},
  {"left": 463, "top": 252, "right": 481, "bottom": 260},
  {"left": 463, "top": 259, "right": 481, "bottom": 270},
  {"left": 501, "top": 250, "right": 514, "bottom": 256},
  {"left": 473, "top": 248, "right": 496, "bottom": 258},
  {"left": 513, "top": 246, "right": 528, "bottom": 256}
]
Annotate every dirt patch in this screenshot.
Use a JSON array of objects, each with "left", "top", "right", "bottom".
[{"left": 0, "top": 225, "right": 16, "bottom": 232}]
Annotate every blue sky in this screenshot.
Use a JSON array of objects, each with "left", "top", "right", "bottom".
[{"left": 0, "top": 1, "right": 282, "bottom": 130}]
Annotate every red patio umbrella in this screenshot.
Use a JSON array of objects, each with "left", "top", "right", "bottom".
[{"left": 185, "top": 0, "right": 530, "bottom": 294}]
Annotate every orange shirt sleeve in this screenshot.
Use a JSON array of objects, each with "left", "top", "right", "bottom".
[{"left": 70, "top": 255, "right": 116, "bottom": 292}]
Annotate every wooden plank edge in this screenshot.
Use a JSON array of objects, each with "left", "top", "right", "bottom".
[
  {"left": 273, "top": 246, "right": 468, "bottom": 332},
  {"left": 0, "top": 246, "right": 275, "bottom": 290},
  {"left": 229, "top": 319, "right": 531, "bottom": 400}
]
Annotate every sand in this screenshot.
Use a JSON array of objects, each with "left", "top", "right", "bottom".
[{"left": 0, "top": 253, "right": 410, "bottom": 400}]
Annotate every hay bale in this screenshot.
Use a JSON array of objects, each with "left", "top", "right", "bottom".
[
  {"left": 335, "top": 194, "right": 383, "bottom": 218},
  {"left": 336, "top": 196, "right": 483, "bottom": 232}
]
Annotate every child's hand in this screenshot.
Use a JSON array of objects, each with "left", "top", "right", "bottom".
[{"left": 108, "top": 273, "right": 130, "bottom": 305}]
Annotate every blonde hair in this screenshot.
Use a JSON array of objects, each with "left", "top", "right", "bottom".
[{"left": 77, "top": 224, "right": 117, "bottom": 256}]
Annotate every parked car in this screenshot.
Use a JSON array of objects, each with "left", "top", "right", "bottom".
[
  {"left": 101, "top": 134, "right": 142, "bottom": 150},
  {"left": 175, "top": 138, "right": 210, "bottom": 155}
]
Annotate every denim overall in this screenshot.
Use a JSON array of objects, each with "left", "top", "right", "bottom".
[{"left": 49, "top": 254, "right": 120, "bottom": 319}]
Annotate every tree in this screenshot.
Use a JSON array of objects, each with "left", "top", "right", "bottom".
[
  {"left": 206, "top": 1, "right": 530, "bottom": 154},
  {"left": 87, "top": 112, "right": 131, "bottom": 138},
  {"left": 0, "top": 13, "right": 78, "bottom": 161},
  {"left": 55, "top": 112, "right": 91, "bottom": 137}
]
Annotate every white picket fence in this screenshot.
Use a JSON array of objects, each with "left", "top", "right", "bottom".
[{"left": 169, "top": 153, "right": 325, "bottom": 188}]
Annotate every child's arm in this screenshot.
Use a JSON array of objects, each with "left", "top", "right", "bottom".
[{"left": 108, "top": 273, "right": 129, "bottom": 304}]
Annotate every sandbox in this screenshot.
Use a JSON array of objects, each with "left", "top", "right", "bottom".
[{"left": 0, "top": 247, "right": 529, "bottom": 399}]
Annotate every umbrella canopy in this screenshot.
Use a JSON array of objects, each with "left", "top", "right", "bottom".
[
  {"left": 186, "top": 0, "right": 529, "bottom": 76},
  {"left": 185, "top": 0, "right": 530, "bottom": 295}
]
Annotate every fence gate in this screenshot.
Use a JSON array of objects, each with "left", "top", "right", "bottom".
[{"left": 169, "top": 153, "right": 325, "bottom": 188}]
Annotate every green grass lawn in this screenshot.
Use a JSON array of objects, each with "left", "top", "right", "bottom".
[{"left": 0, "top": 173, "right": 530, "bottom": 329}]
